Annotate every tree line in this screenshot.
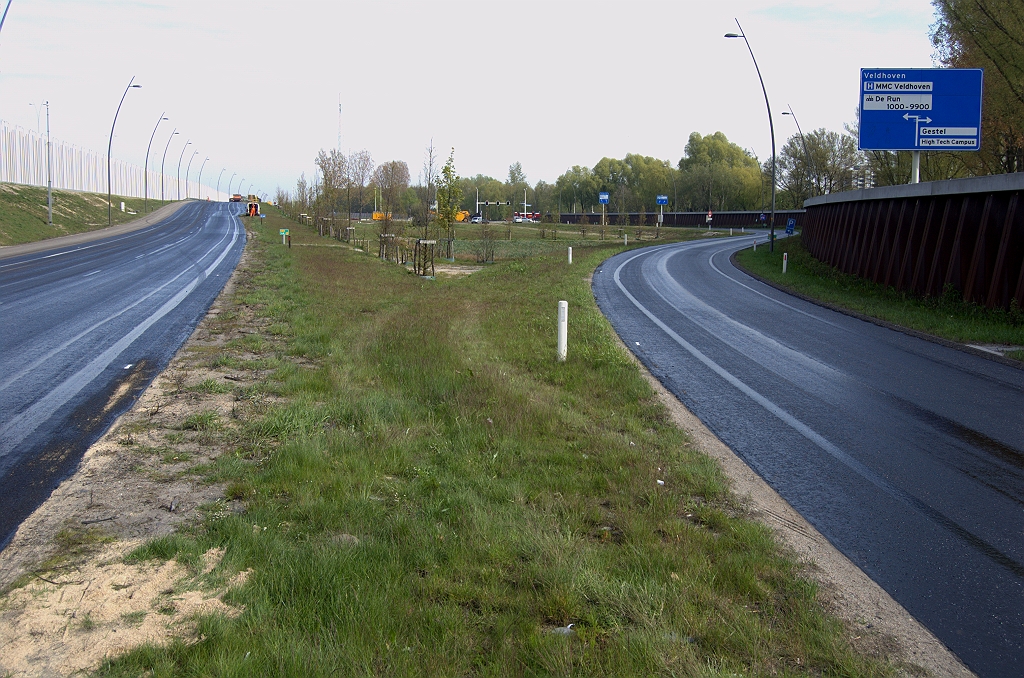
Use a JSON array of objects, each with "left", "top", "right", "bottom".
[{"left": 280, "top": 2, "right": 1021, "bottom": 222}]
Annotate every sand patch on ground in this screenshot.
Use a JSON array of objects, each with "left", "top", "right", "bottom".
[{"left": 0, "top": 545, "right": 244, "bottom": 676}]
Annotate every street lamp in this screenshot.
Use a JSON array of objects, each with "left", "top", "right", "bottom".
[
  {"left": 176, "top": 139, "right": 191, "bottom": 200},
  {"left": 217, "top": 168, "right": 226, "bottom": 201},
  {"left": 161, "top": 129, "right": 179, "bottom": 201},
  {"left": 236, "top": 177, "right": 244, "bottom": 197},
  {"left": 31, "top": 102, "right": 53, "bottom": 225},
  {"left": 725, "top": 20, "right": 776, "bottom": 250},
  {"left": 197, "top": 157, "right": 209, "bottom": 201},
  {"left": 228, "top": 173, "right": 236, "bottom": 200},
  {"left": 185, "top": 149, "right": 198, "bottom": 199},
  {"left": 782, "top": 106, "right": 814, "bottom": 197},
  {"left": 144, "top": 112, "right": 168, "bottom": 213},
  {"left": 107, "top": 77, "right": 142, "bottom": 227}
]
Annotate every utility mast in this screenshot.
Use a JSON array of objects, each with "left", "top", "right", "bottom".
[{"left": 338, "top": 95, "right": 343, "bottom": 152}]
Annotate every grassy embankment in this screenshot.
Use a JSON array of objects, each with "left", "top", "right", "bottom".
[
  {"left": 736, "top": 236, "right": 1024, "bottom": 361},
  {"left": 97, "top": 212, "right": 895, "bottom": 675},
  {"left": 0, "top": 183, "right": 173, "bottom": 246}
]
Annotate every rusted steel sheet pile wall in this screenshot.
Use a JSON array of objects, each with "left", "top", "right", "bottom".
[
  {"left": 560, "top": 210, "right": 804, "bottom": 227},
  {"left": 802, "top": 174, "right": 1024, "bottom": 309}
]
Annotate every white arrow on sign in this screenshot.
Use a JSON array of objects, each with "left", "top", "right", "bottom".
[{"left": 903, "top": 113, "right": 933, "bottom": 147}]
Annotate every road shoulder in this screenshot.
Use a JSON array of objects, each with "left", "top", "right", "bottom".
[{"left": 0, "top": 201, "right": 189, "bottom": 260}]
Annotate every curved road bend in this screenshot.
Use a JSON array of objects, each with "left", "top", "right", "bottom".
[
  {"left": 592, "top": 234, "right": 1024, "bottom": 675},
  {"left": 0, "top": 202, "right": 245, "bottom": 550}
]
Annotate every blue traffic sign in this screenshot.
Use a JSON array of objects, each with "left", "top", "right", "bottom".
[
  {"left": 656, "top": 195, "right": 668, "bottom": 205},
  {"left": 786, "top": 218, "right": 796, "bottom": 235},
  {"left": 599, "top": 192, "right": 610, "bottom": 204},
  {"left": 859, "top": 68, "right": 983, "bottom": 151}
]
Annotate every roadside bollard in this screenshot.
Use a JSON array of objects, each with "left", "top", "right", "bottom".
[
  {"left": 557, "top": 301, "right": 568, "bottom": 362},
  {"left": 624, "top": 233, "right": 628, "bottom": 246},
  {"left": 568, "top": 246, "right": 572, "bottom": 265},
  {"left": 783, "top": 252, "right": 788, "bottom": 273},
  {"left": 753, "top": 240, "right": 757, "bottom": 251},
  {"left": 730, "top": 228, "right": 733, "bottom": 236}
]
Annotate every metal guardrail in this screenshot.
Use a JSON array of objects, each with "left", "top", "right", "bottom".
[{"left": 802, "top": 174, "right": 1024, "bottom": 310}]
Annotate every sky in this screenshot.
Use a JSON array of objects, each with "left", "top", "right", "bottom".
[{"left": 0, "top": 0, "right": 939, "bottom": 197}]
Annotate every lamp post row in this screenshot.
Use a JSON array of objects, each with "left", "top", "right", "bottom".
[{"left": 105, "top": 79, "right": 242, "bottom": 214}]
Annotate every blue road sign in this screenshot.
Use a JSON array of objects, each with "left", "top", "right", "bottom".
[
  {"left": 599, "top": 192, "right": 610, "bottom": 204},
  {"left": 786, "top": 218, "right": 796, "bottom": 235},
  {"left": 859, "top": 68, "right": 983, "bottom": 151},
  {"left": 656, "top": 195, "right": 668, "bottom": 205}
]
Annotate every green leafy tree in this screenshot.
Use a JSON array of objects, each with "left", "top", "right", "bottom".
[
  {"left": 677, "top": 132, "right": 760, "bottom": 211},
  {"left": 436, "top": 149, "right": 464, "bottom": 241},
  {"left": 932, "top": 0, "right": 1024, "bottom": 173}
]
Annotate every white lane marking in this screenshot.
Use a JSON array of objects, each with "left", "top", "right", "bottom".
[
  {"left": 613, "top": 244, "right": 1024, "bottom": 575},
  {"left": 82, "top": 270, "right": 101, "bottom": 277},
  {"left": 0, "top": 217, "right": 240, "bottom": 461},
  {"left": 614, "top": 248, "right": 849, "bottom": 457},
  {"left": 0, "top": 222, "right": 233, "bottom": 394},
  {"left": 0, "top": 208, "right": 193, "bottom": 270},
  {"left": 646, "top": 247, "right": 850, "bottom": 402},
  {"left": 705, "top": 243, "right": 848, "bottom": 331}
]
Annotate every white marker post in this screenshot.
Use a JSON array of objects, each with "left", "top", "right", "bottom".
[
  {"left": 557, "top": 301, "right": 568, "bottom": 362},
  {"left": 783, "top": 252, "right": 788, "bottom": 273},
  {"left": 624, "top": 233, "right": 628, "bottom": 246},
  {"left": 568, "top": 246, "right": 572, "bottom": 264}
]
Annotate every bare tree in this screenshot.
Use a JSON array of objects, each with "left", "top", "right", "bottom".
[
  {"left": 417, "top": 141, "right": 438, "bottom": 238},
  {"left": 372, "top": 160, "right": 411, "bottom": 235},
  {"left": 349, "top": 150, "right": 374, "bottom": 219}
]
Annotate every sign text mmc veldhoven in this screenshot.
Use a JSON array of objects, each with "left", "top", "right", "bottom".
[{"left": 858, "top": 68, "right": 983, "bottom": 152}]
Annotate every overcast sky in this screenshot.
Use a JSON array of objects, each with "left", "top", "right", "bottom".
[{"left": 0, "top": 0, "right": 938, "bottom": 196}]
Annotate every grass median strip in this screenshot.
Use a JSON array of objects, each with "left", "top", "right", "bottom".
[
  {"left": 735, "top": 236, "right": 1024, "bottom": 353},
  {"left": 98, "top": 216, "right": 894, "bottom": 675}
]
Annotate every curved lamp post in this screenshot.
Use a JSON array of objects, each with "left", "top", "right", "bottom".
[
  {"left": 236, "top": 177, "right": 244, "bottom": 197},
  {"left": 228, "top": 173, "right": 236, "bottom": 199},
  {"left": 725, "top": 20, "right": 776, "bottom": 250},
  {"left": 782, "top": 106, "right": 814, "bottom": 198},
  {"left": 107, "top": 77, "right": 142, "bottom": 227},
  {"left": 176, "top": 139, "right": 191, "bottom": 200},
  {"left": 144, "top": 112, "right": 168, "bottom": 213},
  {"left": 185, "top": 149, "right": 198, "bottom": 199},
  {"left": 217, "top": 168, "right": 226, "bottom": 200},
  {"left": 197, "top": 157, "right": 209, "bottom": 201},
  {"left": 160, "top": 129, "right": 179, "bottom": 201}
]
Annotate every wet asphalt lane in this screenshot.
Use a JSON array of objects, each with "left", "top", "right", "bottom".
[
  {"left": 0, "top": 202, "right": 245, "bottom": 549},
  {"left": 592, "top": 234, "right": 1024, "bottom": 676}
]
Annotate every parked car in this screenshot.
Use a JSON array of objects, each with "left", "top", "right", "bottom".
[{"left": 470, "top": 214, "right": 484, "bottom": 223}]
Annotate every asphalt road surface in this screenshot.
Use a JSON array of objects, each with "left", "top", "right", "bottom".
[
  {"left": 592, "top": 233, "right": 1024, "bottom": 676},
  {"left": 0, "top": 202, "right": 245, "bottom": 549}
]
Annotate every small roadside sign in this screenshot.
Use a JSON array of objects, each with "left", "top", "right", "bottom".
[
  {"left": 656, "top": 195, "right": 668, "bottom": 205},
  {"left": 786, "top": 218, "right": 796, "bottom": 235},
  {"left": 279, "top": 228, "right": 289, "bottom": 235},
  {"left": 599, "top": 192, "right": 610, "bottom": 204}
]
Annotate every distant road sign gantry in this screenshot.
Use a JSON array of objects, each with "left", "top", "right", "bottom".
[{"left": 858, "top": 68, "right": 983, "bottom": 152}]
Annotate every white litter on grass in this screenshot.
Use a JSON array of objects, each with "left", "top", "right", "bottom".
[
  {"left": 550, "top": 623, "right": 575, "bottom": 635},
  {"left": 657, "top": 480, "right": 665, "bottom": 486}
]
